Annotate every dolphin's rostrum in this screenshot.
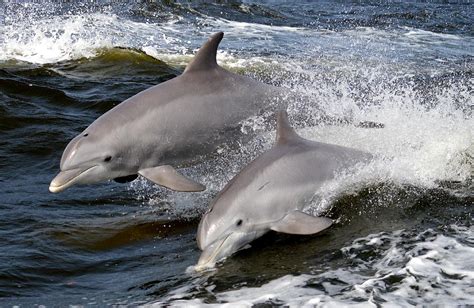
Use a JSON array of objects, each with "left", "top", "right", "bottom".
[
  {"left": 49, "top": 32, "right": 282, "bottom": 193},
  {"left": 195, "top": 111, "right": 372, "bottom": 270}
]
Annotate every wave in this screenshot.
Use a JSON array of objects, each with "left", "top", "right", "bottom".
[
  {"left": 51, "top": 215, "right": 198, "bottom": 251},
  {"left": 0, "top": 47, "right": 178, "bottom": 117},
  {"left": 0, "top": 12, "right": 186, "bottom": 64},
  {"left": 2, "top": 5, "right": 472, "bottom": 66},
  {"left": 156, "top": 226, "right": 474, "bottom": 306}
]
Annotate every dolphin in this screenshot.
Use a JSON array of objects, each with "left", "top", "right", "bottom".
[
  {"left": 49, "top": 32, "right": 283, "bottom": 193},
  {"left": 195, "top": 111, "right": 372, "bottom": 270}
]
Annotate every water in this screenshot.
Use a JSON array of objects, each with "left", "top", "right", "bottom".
[{"left": 0, "top": 1, "right": 472, "bottom": 306}]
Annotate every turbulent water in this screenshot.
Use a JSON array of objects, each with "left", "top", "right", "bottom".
[{"left": 0, "top": 1, "right": 472, "bottom": 306}]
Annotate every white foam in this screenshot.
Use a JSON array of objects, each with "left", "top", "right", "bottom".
[
  {"left": 153, "top": 226, "right": 474, "bottom": 306},
  {"left": 0, "top": 8, "right": 308, "bottom": 69},
  {"left": 0, "top": 12, "right": 187, "bottom": 64},
  {"left": 2, "top": 7, "right": 473, "bottom": 70},
  {"left": 196, "top": 15, "right": 305, "bottom": 37}
]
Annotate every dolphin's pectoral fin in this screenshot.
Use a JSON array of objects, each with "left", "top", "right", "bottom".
[
  {"left": 270, "top": 211, "right": 333, "bottom": 235},
  {"left": 138, "top": 165, "right": 206, "bottom": 192}
]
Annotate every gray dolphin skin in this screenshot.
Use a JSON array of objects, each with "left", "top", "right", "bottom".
[
  {"left": 49, "top": 32, "right": 282, "bottom": 193},
  {"left": 195, "top": 111, "right": 372, "bottom": 270}
]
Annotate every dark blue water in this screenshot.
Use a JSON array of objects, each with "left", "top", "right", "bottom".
[{"left": 0, "top": 1, "right": 472, "bottom": 306}]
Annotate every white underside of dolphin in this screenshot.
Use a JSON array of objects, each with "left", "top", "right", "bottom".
[
  {"left": 50, "top": 32, "right": 284, "bottom": 193},
  {"left": 195, "top": 111, "right": 372, "bottom": 270}
]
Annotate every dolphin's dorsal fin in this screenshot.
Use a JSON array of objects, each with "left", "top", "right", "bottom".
[
  {"left": 275, "top": 111, "right": 304, "bottom": 145},
  {"left": 184, "top": 32, "right": 224, "bottom": 73}
]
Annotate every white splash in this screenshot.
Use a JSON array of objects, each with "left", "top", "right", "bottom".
[{"left": 0, "top": 12, "right": 186, "bottom": 64}]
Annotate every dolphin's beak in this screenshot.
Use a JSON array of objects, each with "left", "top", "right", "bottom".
[
  {"left": 194, "top": 230, "right": 263, "bottom": 272},
  {"left": 195, "top": 234, "right": 231, "bottom": 272},
  {"left": 49, "top": 166, "right": 96, "bottom": 193}
]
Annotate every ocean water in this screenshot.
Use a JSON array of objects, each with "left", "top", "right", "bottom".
[{"left": 0, "top": 1, "right": 472, "bottom": 306}]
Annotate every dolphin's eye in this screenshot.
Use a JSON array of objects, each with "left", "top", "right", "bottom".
[
  {"left": 104, "top": 156, "right": 112, "bottom": 162},
  {"left": 83, "top": 133, "right": 89, "bottom": 137},
  {"left": 236, "top": 219, "right": 243, "bottom": 227}
]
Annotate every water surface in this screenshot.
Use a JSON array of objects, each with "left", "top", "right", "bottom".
[{"left": 0, "top": 1, "right": 472, "bottom": 306}]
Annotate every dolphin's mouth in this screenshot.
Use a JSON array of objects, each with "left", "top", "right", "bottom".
[
  {"left": 49, "top": 166, "right": 97, "bottom": 193},
  {"left": 194, "top": 230, "right": 260, "bottom": 272},
  {"left": 195, "top": 233, "right": 232, "bottom": 272}
]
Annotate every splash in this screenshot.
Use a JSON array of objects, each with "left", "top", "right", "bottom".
[
  {"left": 0, "top": 11, "right": 186, "bottom": 64},
  {"left": 129, "top": 59, "right": 472, "bottom": 219}
]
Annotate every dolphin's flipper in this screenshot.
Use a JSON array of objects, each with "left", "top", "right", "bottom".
[
  {"left": 270, "top": 211, "right": 333, "bottom": 235},
  {"left": 138, "top": 165, "right": 206, "bottom": 192}
]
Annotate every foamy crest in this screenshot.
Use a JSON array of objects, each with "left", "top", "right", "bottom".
[{"left": 0, "top": 12, "right": 187, "bottom": 64}]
